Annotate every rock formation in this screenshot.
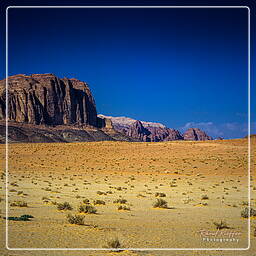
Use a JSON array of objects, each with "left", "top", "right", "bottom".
[
  {"left": 0, "top": 74, "right": 98, "bottom": 126},
  {"left": 0, "top": 74, "right": 214, "bottom": 143},
  {"left": 99, "top": 115, "right": 212, "bottom": 142},
  {"left": 183, "top": 128, "right": 212, "bottom": 141}
]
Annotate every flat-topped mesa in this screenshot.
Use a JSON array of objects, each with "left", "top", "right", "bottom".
[{"left": 0, "top": 74, "right": 98, "bottom": 126}]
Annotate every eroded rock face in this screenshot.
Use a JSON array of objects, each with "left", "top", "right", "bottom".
[
  {"left": 0, "top": 74, "right": 98, "bottom": 126},
  {"left": 183, "top": 128, "right": 212, "bottom": 141},
  {"left": 127, "top": 120, "right": 151, "bottom": 141},
  {"left": 117, "top": 120, "right": 184, "bottom": 142}
]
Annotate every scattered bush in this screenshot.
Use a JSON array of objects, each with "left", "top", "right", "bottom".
[
  {"left": 241, "top": 207, "right": 256, "bottom": 218},
  {"left": 10, "top": 200, "right": 28, "bottom": 207},
  {"left": 201, "top": 195, "right": 209, "bottom": 200},
  {"left": 155, "top": 192, "right": 166, "bottom": 197},
  {"left": 78, "top": 204, "right": 97, "bottom": 214},
  {"left": 117, "top": 205, "right": 130, "bottom": 211},
  {"left": 57, "top": 202, "right": 73, "bottom": 211},
  {"left": 105, "top": 237, "right": 121, "bottom": 249},
  {"left": 153, "top": 198, "right": 168, "bottom": 209},
  {"left": 97, "top": 191, "right": 107, "bottom": 195},
  {"left": 113, "top": 199, "right": 127, "bottom": 204},
  {"left": 83, "top": 199, "right": 90, "bottom": 204},
  {"left": 213, "top": 220, "right": 230, "bottom": 230},
  {"left": 67, "top": 214, "right": 84, "bottom": 225},
  {"left": 4, "top": 214, "right": 34, "bottom": 221},
  {"left": 93, "top": 200, "right": 105, "bottom": 205}
]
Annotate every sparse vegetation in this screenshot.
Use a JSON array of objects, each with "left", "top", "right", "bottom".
[
  {"left": 105, "top": 237, "right": 121, "bottom": 249},
  {"left": 113, "top": 199, "right": 127, "bottom": 204},
  {"left": 4, "top": 214, "right": 34, "bottom": 221},
  {"left": 241, "top": 207, "right": 256, "bottom": 218},
  {"left": 78, "top": 204, "right": 97, "bottom": 214},
  {"left": 117, "top": 205, "right": 130, "bottom": 211},
  {"left": 10, "top": 200, "right": 28, "bottom": 207},
  {"left": 153, "top": 198, "right": 168, "bottom": 209},
  {"left": 67, "top": 214, "right": 84, "bottom": 225},
  {"left": 155, "top": 192, "right": 166, "bottom": 197},
  {"left": 213, "top": 220, "right": 230, "bottom": 230},
  {"left": 57, "top": 202, "right": 73, "bottom": 211},
  {"left": 93, "top": 200, "right": 105, "bottom": 205}
]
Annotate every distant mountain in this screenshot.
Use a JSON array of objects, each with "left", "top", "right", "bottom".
[
  {"left": 183, "top": 128, "right": 212, "bottom": 141},
  {"left": 98, "top": 115, "right": 211, "bottom": 142},
  {"left": 0, "top": 74, "right": 136, "bottom": 143},
  {"left": 0, "top": 74, "right": 213, "bottom": 143},
  {"left": 98, "top": 114, "right": 166, "bottom": 129}
]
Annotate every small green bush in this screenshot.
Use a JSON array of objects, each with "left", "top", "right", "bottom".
[
  {"left": 93, "top": 200, "right": 105, "bottom": 205},
  {"left": 57, "top": 202, "right": 73, "bottom": 211},
  {"left": 241, "top": 207, "right": 256, "bottom": 218},
  {"left": 113, "top": 199, "right": 127, "bottom": 204},
  {"left": 78, "top": 204, "right": 97, "bottom": 214},
  {"left": 155, "top": 192, "right": 166, "bottom": 197},
  {"left": 117, "top": 205, "right": 130, "bottom": 211},
  {"left": 213, "top": 220, "right": 230, "bottom": 230},
  {"left": 67, "top": 214, "right": 84, "bottom": 225},
  {"left": 153, "top": 198, "right": 168, "bottom": 209},
  {"left": 105, "top": 237, "right": 121, "bottom": 249},
  {"left": 10, "top": 200, "right": 28, "bottom": 207}
]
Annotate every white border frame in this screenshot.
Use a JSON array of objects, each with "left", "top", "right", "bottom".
[{"left": 5, "top": 5, "right": 251, "bottom": 251}]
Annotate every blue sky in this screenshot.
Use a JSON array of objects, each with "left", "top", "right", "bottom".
[{"left": 1, "top": 4, "right": 255, "bottom": 139}]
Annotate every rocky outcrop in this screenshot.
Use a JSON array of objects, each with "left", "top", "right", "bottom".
[
  {"left": 98, "top": 114, "right": 166, "bottom": 130},
  {"left": 99, "top": 115, "right": 212, "bottom": 142},
  {"left": 127, "top": 120, "right": 151, "bottom": 141},
  {"left": 183, "top": 128, "right": 212, "bottom": 141},
  {"left": 147, "top": 127, "right": 183, "bottom": 142},
  {"left": 113, "top": 119, "right": 184, "bottom": 142},
  {"left": 0, "top": 74, "right": 98, "bottom": 126},
  {"left": 0, "top": 74, "right": 214, "bottom": 143}
]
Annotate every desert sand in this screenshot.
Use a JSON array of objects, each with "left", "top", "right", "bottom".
[{"left": 0, "top": 138, "right": 255, "bottom": 256}]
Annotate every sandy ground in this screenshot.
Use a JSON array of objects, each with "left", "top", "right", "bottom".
[{"left": 0, "top": 138, "right": 255, "bottom": 255}]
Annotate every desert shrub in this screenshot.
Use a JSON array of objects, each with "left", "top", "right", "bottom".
[
  {"left": 97, "top": 191, "right": 107, "bottom": 195},
  {"left": 57, "top": 202, "right": 73, "bottom": 210},
  {"left": 67, "top": 214, "right": 84, "bottom": 225},
  {"left": 153, "top": 198, "right": 168, "bottom": 209},
  {"left": 117, "top": 205, "right": 130, "bottom": 211},
  {"left": 113, "top": 199, "right": 127, "bottom": 204},
  {"left": 4, "top": 214, "right": 34, "bottom": 221},
  {"left": 83, "top": 199, "right": 90, "bottom": 204},
  {"left": 78, "top": 204, "right": 97, "bottom": 214},
  {"left": 10, "top": 200, "right": 28, "bottom": 207},
  {"left": 213, "top": 220, "right": 230, "bottom": 230},
  {"left": 241, "top": 207, "right": 256, "bottom": 218},
  {"left": 155, "top": 192, "right": 166, "bottom": 197},
  {"left": 201, "top": 195, "right": 209, "bottom": 200},
  {"left": 105, "top": 237, "right": 121, "bottom": 249},
  {"left": 241, "top": 201, "right": 249, "bottom": 206},
  {"left": 93, "top": 200, "right": 105, "bottom": 205}
]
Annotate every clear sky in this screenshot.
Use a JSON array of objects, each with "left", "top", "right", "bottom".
[{"left": 1, "top": 2, "right": 255, "bottom": 139}]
